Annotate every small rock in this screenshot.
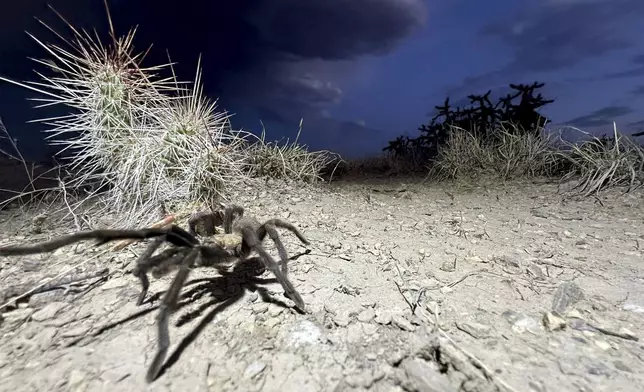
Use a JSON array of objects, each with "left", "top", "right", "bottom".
[
  {"left": 374, "top": 310, "right": 392, "bottom": 325},
  {"left": 344, "top": 370, "right": 376, "bottom": 388},
  {"left": 1, "top": 308, "right": 34, "bottom": 328},
  {"left": 243, "top": 362, "right": 266, "bottom": 379},
  {"left": 594, "top": 340, "right": 611, "bottom": 351},
  {"left": 362, "top": 323, "right": 379, "bottom": 335},
  {"left": 264, "top": 317, "right": 281, "bottom": 329},
  {"left": 502, "top": 310, "right": 540, "bottom": 334},
  {"left": 526, "top": 264, "right": 546, "bottom": 281},
  {"left": 386, "top": 349, "right": 407, "bottom": 366},
  {"left": 35, "top": 327, "right": 58, "bottom": 351},
  {"left": 357, "top": 308, "right": 375, "bottom": 322},
  {"left": 346, "top": 323, "right": 363, "bottom": 343},
  {"left": 552, "top": 282, "right": 584, "bottom": 316},
  {"left": 392, "top": 315, "right": 415, "bottom": 331},
  {"left": 567, "top": 309, "right": 584, "bottom": 319},
  {"left": 31, "top": 302, "right": 67, "bottom": 322},
  {"left": 251, "top": 303, "right": 269, "bottom": 314},
  {"left": 31, "top": 214, "right": 47, "bottom": 234},
  {"left": 68, "top": 369, "right": 88, "bottom": 391},
  {"left": 287, "top": 320, "right": 322, "bottom": 348},
  {"left": 614, "top": 360, "right": 633, "bottom": 373},
  {"left": 333, "top": 312, "right": 351, "bottom": 327},
  {"left": 456, "top": 321, "right": 492, "bottom": 339},
  {"left": 61, "top": 326, "right": 90, "bottom": 338},
  {"left": 543, "top": 312, "right": 566, "bottom": 332},
  {"left": 29, "top": 291, "right": 66, "bottom": 308},
  {"left": 400, "top": 358, "right": 456, "bottom": 392},
  {"left": 622, "top": 303, "right": 644, "bottom": 313},
  {"left": 439, "top": 259, "right": 456, "bottom": 272},
  {"left": 267, "top": 304, "right": 285, "bottom": 317}
]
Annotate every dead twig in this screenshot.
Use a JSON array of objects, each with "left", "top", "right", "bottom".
[{"left": 0, "top": 268, "right": 109, "bottom": 310}]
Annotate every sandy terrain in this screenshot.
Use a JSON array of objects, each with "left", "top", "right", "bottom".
[{"left": 1, "top": 177, "right": 643, "bottom": 392}]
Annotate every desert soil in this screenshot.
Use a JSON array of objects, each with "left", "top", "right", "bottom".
[{"left": 1, "top": 177, "right": 644, "bottom": 392}]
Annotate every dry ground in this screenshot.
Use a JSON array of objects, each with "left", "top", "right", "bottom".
[{"left": 1, "top": 177, "right": 644, "bottom": 392}]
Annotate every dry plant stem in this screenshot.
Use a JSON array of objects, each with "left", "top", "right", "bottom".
[
  {"left": 0, "top": 248, "right": 112, "bottom": 311},
  {"left": 0, "top": 116, "right": 35, "bottom": 192},
  {"left": 0, "top": 268, "right": 109, "bottom": 307},
  {"left": 58, "top": 177, "right": 82, "bottom": 231},
  {"left": 395, "top": 271, "right": 520, "bottom": 392},
  {"left": 111, "top": 214, "right": 176, "bottom": 251}
]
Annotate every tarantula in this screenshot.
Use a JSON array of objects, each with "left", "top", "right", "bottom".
[
  {"left": 189, "top": 203, "right": 310, "bottom": 277},
  {"left": 0, "top": 203, "right": 310, "bottom": 382}
]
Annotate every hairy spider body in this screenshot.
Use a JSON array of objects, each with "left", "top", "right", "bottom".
[{"left": 0, "top": 204, "right": 311, "bottom": 383}]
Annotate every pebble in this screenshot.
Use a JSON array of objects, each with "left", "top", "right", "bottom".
[
  {"left": 243, "top": 362, "right": 266, "bottom": 379},
  {"left": 543, "top": 312, "right": 566, "bottom": 332},
  {"left": 31, "top": 302, "right": 67, "bottom": 322},
  {"left": 392, "top": 315, "right": 415, "bottom": 332},
  {"left": 264, "top": 317, "right": 281, "bottom": 329},
  {"left": 344, "top": 369, "right": 376, "bottom": 388},
  {"left": 1, "top": 308, "right": 35, "bottom": 328},
  {"left": 333, "top": 312, "right": 351, "bottom": 327},
  {"left": 251, "top": 303, "right": 269, "bottom": 314},
  {"left": 357, "top": 308, "right": 375, "bottom": 322},
  {"left": 552, "top": 282, "right": 584, "bottom": 316},
  {"left": 374, "top": 310, "right": 392, "bottom": 325},
  {"left": 400, "top": 358, "right": 456, "bottom": 392},
  {"left": 362, "top": 323, "right": 379, "bottom": 335},
  {"left": 456, "top": 321, "right": 492, "bottom": 339},
  {"left": 61, "top": 326, "right": 91, "bottom": 338},
  {"left": 35, "top": 327, "right": 58, "bottom": 351}
]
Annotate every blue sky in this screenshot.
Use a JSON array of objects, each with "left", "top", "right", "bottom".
[{"left": 1, "top": 0, "right": 644, "bottom": 160}]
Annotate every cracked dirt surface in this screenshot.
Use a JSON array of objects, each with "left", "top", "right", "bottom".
[{"left": 1, "top": 178, "right": 644, "bottom": 392}]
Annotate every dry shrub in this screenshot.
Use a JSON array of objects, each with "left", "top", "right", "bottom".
[
  {"left": 244, "top": 120, "right": 340, "bottom": 183},
  {"left": 556, "top": 123, "right": 644, "bottom": 195},
  {"left": 431, "top": 124, "right": 560, "bottom": 180}
]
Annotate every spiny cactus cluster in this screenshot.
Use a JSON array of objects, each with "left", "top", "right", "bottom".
[{"left": 384, "top": 81, "right": 555, "bottom": 158}]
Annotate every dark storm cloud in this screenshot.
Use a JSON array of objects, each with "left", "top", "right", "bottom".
[
  {"left": 111, "top": 0, "right": 425, "bottom": 116},
  {"left": 628, "top": 118, "right": 644, "bottom": 129},
  {"left": 631, "top": 85, "right": 644, "bottom": 96},
  {"left": 1, "top": 0, "right": 426, "bottom": 156},
  {"left": 564, "top": 105, "right": 634, "bottom": 127},
  {"left": 446, "top": 0, "right": 644, "bottom": 98},
  {"left": 602, "top": 53, "right": 644, "bottom": 80},
  {"left": 481, "top": 0, "right": 642, "bottom": 73}
]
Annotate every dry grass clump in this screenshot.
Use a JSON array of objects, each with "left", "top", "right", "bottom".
[
  {"left": 0, "top": 3, "right": 333, "bottom": 227},
  {"left": 427, "top": 121, "right": 644, "bottom": 195},
  {"left": 431, "top": 123, "right": 560, "bottom": 181},
  {"left": 243, "top": 119, "right": 340, "bottom": 183},
  {"left": 556, "top": 123, "right": 644, "bottom": 196}
]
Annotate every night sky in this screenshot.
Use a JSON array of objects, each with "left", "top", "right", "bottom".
[{"left": 1, "top": 0, "right": 643, "bottom": 161}]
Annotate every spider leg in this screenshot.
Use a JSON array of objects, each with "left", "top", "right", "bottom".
[
  {"left": 222, "top": 204, "right": 245, "bottom": 233},
  {"left": 0, "top": 227, "right": 196, "bottom": 256},
  {"left": 257, "top": 219, "right": 310, "bottom": 275},
  {"left": 131, "top": 237, "right": 168, "bottom": 306},
  {"left": 150, "top": 249, "right": 188, "bottom": 279},
  {"left": 258, "top": 219, "right": 310, "bottom": 246},
  {"left": 187, "top": 210, "right": 222, "bottom": 237},
  {"left": 260, "top": 223, "right": 291, "bottom": 275},
  {"left": 146, "top": 248, "right": 199, "bottom": 383},
  {"left": 239, "top": 227, "right": 306, "bottom": 312}
]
